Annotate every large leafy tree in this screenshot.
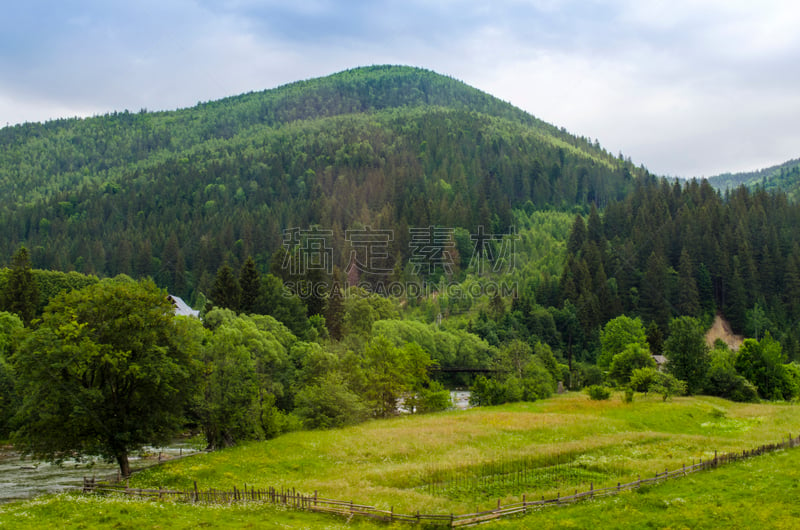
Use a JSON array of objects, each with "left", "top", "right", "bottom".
[
  {"left": 664, "top": 316, "right": 710, "bottom": 394},
  {"left": 198, "top": 309, "right": 293, "bottom": 446},
  {"left": 12, "top": 278, "right": 202, "bottom": 476},
  {"left": 598, "top": 315, "right": 649, "bottom": 369},
  {"left": 735, "top": 334, "right": 793, "bottom": 400}
]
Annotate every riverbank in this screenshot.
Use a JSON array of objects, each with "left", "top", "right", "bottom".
[{"left": 0, "top": 439, "right": 203, "bottom": 503}]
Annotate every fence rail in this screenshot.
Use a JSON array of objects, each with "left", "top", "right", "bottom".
[{"left": 81, "top": 434, "right": 800, "bottom": 527}]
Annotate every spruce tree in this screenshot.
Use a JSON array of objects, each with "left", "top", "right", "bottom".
[
  {"left": 210, "top": 264, "right": 241, "bottom": 312},
  {"left": 677, "top": 248, "right": 700, "bottom": 316},
  {"left": 2, "top": 246, "right": 39, "bottom": 325},
  {"left": 239, "top": 256, "right": 261, "bottom": 314}
]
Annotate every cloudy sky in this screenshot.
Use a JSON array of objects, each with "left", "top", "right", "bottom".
[{"left": 2, "top": 1, "right": 799, "bottom": 178}]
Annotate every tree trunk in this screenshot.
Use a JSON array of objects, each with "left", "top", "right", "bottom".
[{"left": 116, "top": 451, "right": 131, "bottom": 478}]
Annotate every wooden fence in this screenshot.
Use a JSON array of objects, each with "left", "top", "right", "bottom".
[{"left": 82, "top": 434, "right": 800, "bottom": 527}]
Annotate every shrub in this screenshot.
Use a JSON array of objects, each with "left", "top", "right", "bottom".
[
  {"left": 622, "top": 387, "right": 635, "bottom": 403},
  {"left": 586, "top": 385, "right": 612, "bottom": 400},
  {"left": 705, "top": 364, "right": 760, "bottom": 402}
]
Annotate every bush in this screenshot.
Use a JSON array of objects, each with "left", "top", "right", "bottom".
[
  {"left": 705, "top": 364, "right": 760, "bottom": 402},
  {"left": 586, "top": 385, "right": 612, "bottom": 400},
  {"left": 622, "top": 387, "right": 635, "bottom": 403},
  {"left": 415, "top": 381, "right": 452, "bottom": 413},
  {"left": 609, "top": 344, "right": 656, "bottom": 385},
  {"left": 294, "top": 373, "right": 368, "bottom": 429},
  {"left": 629, "top": 367, "right": 659, "bottom": 394},
  {"left": 651, "top": 372, "right": 687, "bottom": 401}
]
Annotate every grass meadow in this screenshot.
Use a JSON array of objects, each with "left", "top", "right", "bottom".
[{"left": 3, "top": 392, "right": 800, "bottom": 528}]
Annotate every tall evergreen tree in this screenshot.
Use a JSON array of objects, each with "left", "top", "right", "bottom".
[
  {"left": 2, "top": 246, "right": 39, "bottom": 325},
  {"left": 324, "top": 267, "right": 345, "bottom": 341},
  {"left": 697, "top": 263, "right": 715, "bottom": 315},
  {"left": 566, "top": 215, "right": 587, "bottom": 256},
  {"left": 725, "top": 257, "right": 748, "bottom": 333},
  {"left": 238, "top": 256, "right": 261, "bottom": 314},
  {"left": 210, "top": 264, "right": 241, "bottom": 312},
  {"left": 587, "top": 203, "right": 603, "bottom": 241},
  {"left": 640, "top": 252, "right": 671, "bottom": 331},
  {"left": 677, "top": 248, "right": 700, "bottom": 317}
]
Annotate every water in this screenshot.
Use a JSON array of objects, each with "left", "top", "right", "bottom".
[
  {"left": 0, "top": 441, "right": 201, "bottom": 503},
  {"left": 450, "top": 390, "right": 472, "bottom": 410}
]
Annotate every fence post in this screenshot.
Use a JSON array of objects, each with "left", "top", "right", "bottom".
[{"left": 194, "top": 481, "right": 198, "bottom": 503}]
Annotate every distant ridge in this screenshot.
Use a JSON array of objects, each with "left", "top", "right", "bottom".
[{"left": 707, "top": 158, "right": 800, "bottom": 200}]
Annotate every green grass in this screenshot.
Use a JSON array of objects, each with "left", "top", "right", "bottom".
[
  {"left": 493, "top": 447, "right": 800, "bottom": 529},
  {"left": 128, "top": 393, "right": 800, "bottom": 514},
  {"left": 3, "top": 392, "right": 800, "bottom": 528},
  {"left": 0, "top": 492, "right": 374, "bottom": 529}
]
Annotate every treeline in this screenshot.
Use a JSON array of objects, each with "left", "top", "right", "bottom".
[{"left": 0, "top": 66, "right": 644, "bottom": 303}]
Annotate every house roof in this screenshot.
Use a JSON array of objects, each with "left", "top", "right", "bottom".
[{"left": 168, "top": 295, "right": 200, "bottom": 318}]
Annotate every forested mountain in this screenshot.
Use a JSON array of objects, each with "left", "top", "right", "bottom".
[
  {"left": 0, "top": 65, "right": 645, "bottom": 301},
  {"left": 707, "top": 158, "right": 800, "bottom": 199},
  {"left": 6, "top": 65, "right": 800, "bottom": 460}
]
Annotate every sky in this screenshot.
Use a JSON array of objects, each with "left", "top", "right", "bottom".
[{"left": 2, "top": 0, "right": 800, "bottom": 179}]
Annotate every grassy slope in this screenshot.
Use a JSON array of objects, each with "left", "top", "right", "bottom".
[
  {"left": 136, "top": 394, "right": 800, "bottom": 513},
  {"left": 495, "top": 447, "right": 800, "bottom": 529},
  {"left": 5, "top": 448, "right": 800, "bottom": 529},
  {"left": 3, "top": 393, "right": 800, "bottom": 528}
]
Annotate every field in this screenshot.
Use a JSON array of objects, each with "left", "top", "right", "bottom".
[{"left": 3, "top": 392, "right": 800, "bottom": 528}]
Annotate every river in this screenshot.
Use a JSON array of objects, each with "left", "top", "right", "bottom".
[{"left": 0, "top": 441, "right": 201, "bottom": 503}]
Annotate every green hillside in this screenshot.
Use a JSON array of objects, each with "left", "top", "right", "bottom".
[
  {"left": 0, "top": 65, "right": 643, "bottom": 301},
  {"left": 707, "top": 157, "right": 800, "bottom": 199}
]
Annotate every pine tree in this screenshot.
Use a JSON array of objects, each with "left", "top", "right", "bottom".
[
  {"left": 325, "top": 270, "right": 345, "bottom": 341},
  {"left": 210, "top": 264, "right": 241, "bottom": 312},
  {"left": 640, "top": 252, "right": 671, "bottom": 330},
  {"left": 677, "top": 248, "right": 700, "bottom": 316},
  {"left": 697, "top": 263, "right": 715, "bottom": 315},
  {"left": 238, "top": 256, "right": 261, "bottom": 314},
  {"left": 586, "top": 203, "right": 605, "bottom": 246},
  {"left": 725, "top": 257, "right": 748, "bottom": 333},
  {"left": 566, "top": 215, "right": 587, "bottom": 256},
  {"left": 2, "top": 246, "right": 39, "bottom": 325}
]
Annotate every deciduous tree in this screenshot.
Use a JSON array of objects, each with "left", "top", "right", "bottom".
[{"left": 12, "top": 278, "right": 201, "bottom": 476}]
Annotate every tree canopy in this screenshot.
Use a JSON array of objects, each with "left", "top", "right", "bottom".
[{"left": 12, "top": 278, "right": 201, "bottom": 476}]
